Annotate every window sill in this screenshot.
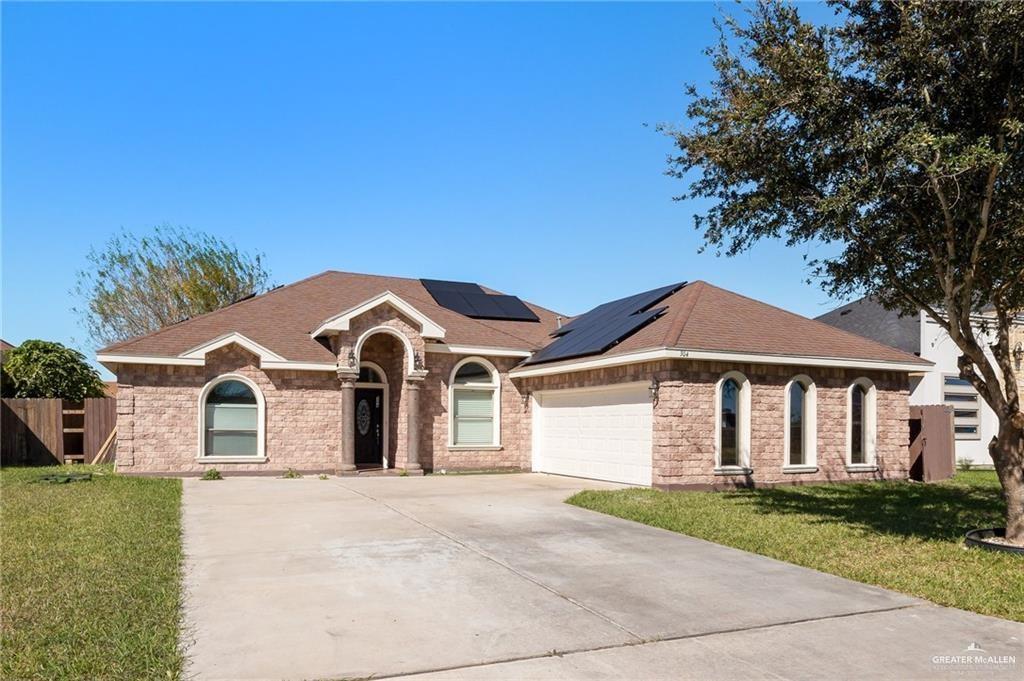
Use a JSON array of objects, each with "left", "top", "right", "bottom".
[
  {"left": 845, "top": 463, "right": 878, "bottom": 473},
  {"left": 782, "top": 465, "right": 819, "bottom": 474},
  {"left": 448, "top": 445, "right": 503, "bottom": 451},
  {"left": 196, "top": 456, "right": 268, "bottom": 464},
  {"left": 714, "top": 466, "right": 753, "bottom": 476}
]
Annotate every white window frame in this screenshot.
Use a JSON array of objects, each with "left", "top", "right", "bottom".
[
  {"left": 942, "top": 374, "right": 982, "bottom": 441},
  {"left": 197, "top": 373, "right": 267, "bottom": 463},
  {"left": 714, "top": 371, "right": 751, "bottom": 473},
  {"left": 846, "top": 377, "right": 878, "bottom": 470},
  {"left": 783, "top": 374, "right": 818, "bottom": 472},
  {"left": 448, "top": 357, "right": 501, "bottom": 449}
]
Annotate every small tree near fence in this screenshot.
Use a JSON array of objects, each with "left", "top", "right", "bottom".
[{"left": 1, "top": 340, "right": 107, "bottom": 401}]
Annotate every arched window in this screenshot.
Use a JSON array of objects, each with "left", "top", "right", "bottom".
[
  {"left": 199, "top": 375, "right": 265, "bottom": 459},
  {"left": 715, "top": 371, "right": 751, "bottom": 470},
  {"left": 848, "top": 378, "right": 877, "bottom": 467},
  {"left": 449, "top": 358, "right": 500, "bottom": 447},
  {"left": 850, "top": 384, "right": 865, "bottom": 462},
  {"left": 784, "top": 375, "right": 817, "bottom": 469},
  {"left": 721, "top": 379, "right": 740, "bottom": 466},
  {"left": 358, "top": 365, "right": 384, "bottom": 384}
]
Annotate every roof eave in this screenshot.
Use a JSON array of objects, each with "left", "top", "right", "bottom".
[{"left": 510, "top": 346, "right": 931, "bottom": 379}]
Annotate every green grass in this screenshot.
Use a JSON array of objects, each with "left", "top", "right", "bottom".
[
  {"left": 568, "top": 470, "right": 1023, "bottom": 622},
  {"left": 1, "top": 465, "right": 184, "bottom": 680}
]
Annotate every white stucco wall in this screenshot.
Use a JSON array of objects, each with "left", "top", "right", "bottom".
[{"left": 910, "top": 313, "right": 998, "bottom": 467}]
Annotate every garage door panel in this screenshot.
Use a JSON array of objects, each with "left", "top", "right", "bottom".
[{"left": 533, "top": 384, "right": 653, "bottom": 486}]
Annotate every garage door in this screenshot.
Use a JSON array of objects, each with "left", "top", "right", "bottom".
[{"left": 532, "top": 383, "right": 653, "bottom": 486}]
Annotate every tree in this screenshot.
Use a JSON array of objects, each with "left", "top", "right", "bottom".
[
  {"left": 1, "top": 340, "right": 107, "bottom": 401},
  {"left": 664, "top": 1, "right": 1024, "bottom": 539},
  {"left": 74, "top": 227, "right": 271, "bottom": 348}
]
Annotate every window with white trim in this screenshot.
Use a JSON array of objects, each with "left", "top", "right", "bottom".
[
  {"left": 721, "top": 379, "right": 741, "bottom": 466},
  {"left": 358, "top": 365, "right": 384, "bottom": 384},
  {"left": 943, "top": 374, "right": 981, "bottom": 440},
  {"left": 449, "top": 359, "right": 500, "bottom": 447},
  {"left": 784, "top": 375, "right": 817, "bottom": 468},
  {"left": 847, "top": 378, "right": 877, "bottom": 466},
  {"left": 202, "top": 378, "right": 262, "bottom": 457},
  {"left": 715, "top": 371, "right": 751, "bottom": 470}
]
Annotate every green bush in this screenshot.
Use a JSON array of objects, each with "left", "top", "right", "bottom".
[
  {"left": 201, "top": 468, "right": 222, "bottom": 481},
  {"left": 1, "top": 340, "right": 106, "bottom": 400},
  {"left": 281, "top": 468, "right": 302, "bottom": 479}
]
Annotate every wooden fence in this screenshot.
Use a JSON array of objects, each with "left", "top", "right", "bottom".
[
  {"left": 1, "top": 398, "right": 116, "bottom": 466},
  {"left": 908, "top": 404, "right": 955, "bottom": 482}
]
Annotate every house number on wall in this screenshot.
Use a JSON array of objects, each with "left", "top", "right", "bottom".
[{"left": 356, "top": 400, "right": 371, "bottom": 436}]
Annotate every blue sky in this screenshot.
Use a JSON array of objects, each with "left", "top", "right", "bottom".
[{"left": 2, "top": 1, "right": 842, "bottom": 374}]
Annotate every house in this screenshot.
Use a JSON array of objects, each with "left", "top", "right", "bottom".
[
  {"left": 97, "top": 271, "right": 929, "bottom": 488},
  {"left": 817, "top": 296, "right": 1024, "bottom": 468}
]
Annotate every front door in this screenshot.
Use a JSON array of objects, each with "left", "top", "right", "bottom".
[{"left": 354, "top": 387, "right": 384, "bottom": 466}]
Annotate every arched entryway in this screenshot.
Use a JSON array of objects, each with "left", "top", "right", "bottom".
[
  {"left": 354, "top": 361, "right": 388, "bottom": 468},
  {"left": 336, "top": 324, "right": 427, "bottom": 474}
]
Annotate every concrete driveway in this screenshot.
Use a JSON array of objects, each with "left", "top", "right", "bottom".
[{"left": 181, "top": 473, "right": 1022, "bottom": 680}]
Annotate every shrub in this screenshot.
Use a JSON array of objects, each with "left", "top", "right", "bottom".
[
  {"left": 957, "top": 458, "right": 973, "bottom": 472},
  {"left": 201, "top": 468, "right": 222, "bottom": 481},
  {"left": 282, "top": 468, "right": 302, "bottom": 479},
  {"left": 1, "top": 340, "right": 107, "bottom": 400},
  {"left": 318, "top": 474, "right": 329, "bottom": 480}
]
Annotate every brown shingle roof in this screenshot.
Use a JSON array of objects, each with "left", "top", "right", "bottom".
[
  {"left": 99, "top": 271, "right": 563, "bottom": 362},
  {"left": 598, "top": 281, "right": 929, "bottom": 365},
  {"left": 99, "top": 273, "right": 927, "bottom": 368}
]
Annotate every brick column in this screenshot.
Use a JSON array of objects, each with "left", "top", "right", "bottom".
[
  {"left": 338, "top": 370, "right": 358, "bottom": 473},
  {"left": 115, "top": 384, "right": 135, "bottom": 468},
  {"left": 405, "top": 378, "right": 423, "bottom": 471}
]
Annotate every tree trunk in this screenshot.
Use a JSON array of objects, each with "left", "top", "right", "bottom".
[{"left": 991, "top": 411, "right": 1024, "bottom": 543}]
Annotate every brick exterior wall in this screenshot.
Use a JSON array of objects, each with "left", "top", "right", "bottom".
[
  {"left": 113, "top": 304, "right": 910, "bottom": 484},
  {"left": 115, "top": 345, "right": 342, "bottom": 474},
  {"left": 516, "top": 359, "right": 910, "bottom": 489},
  {"left": 113, "top": 305, "right": 533, "bottom": 475},
  {"left": 423, "top": 354, "right": 530, "bottom": 472}
]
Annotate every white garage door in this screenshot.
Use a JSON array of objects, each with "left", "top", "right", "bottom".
[{"left": 532, "top": 383, "right": 653, "bottom": 486}]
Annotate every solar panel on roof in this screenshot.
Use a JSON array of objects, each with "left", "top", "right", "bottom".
[
  {"left": 421, "top": 279, "right": 540, "bottom": 322},
  {"left": 552, "top": 282, "right": 684, "bottom": 338},
  {"left": 523, "top": 282, "right": 686, "bottom": 365},
  {"left": 420, "top": 279, "right": 486, "bottom": 295},
  {"left": 483, "top": 294, "right": 539, "bottom": 321},
  {"left": 428, "top": 290, "right": 479, "bottom": 317}
]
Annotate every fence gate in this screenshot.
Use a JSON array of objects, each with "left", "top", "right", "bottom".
[
  {"left": 909, "top": 404, "right": 955, "bottom": 482},
  {"left": 1, "top": 398, "right": 116, "bottom": 466}
]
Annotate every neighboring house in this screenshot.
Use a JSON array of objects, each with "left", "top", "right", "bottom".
[
  {"left": 97, "top": 271, "right": 929, "bottom": 488},
  {"left": 0, "top": 339, "right": 15, "bottom": 359},
  {"left": 818, "top": 297, "right": 1024, "bottom": 468}
]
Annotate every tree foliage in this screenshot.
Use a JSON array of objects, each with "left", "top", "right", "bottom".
[
  {"left": 665, "top": 0, "right": 1024, "bottom": 537},
  {"left": 1, "top": 340, "right": 107, "bottom": 401},
  {"left": 74, "top": 227, "right": 271, "bottom": 348}
]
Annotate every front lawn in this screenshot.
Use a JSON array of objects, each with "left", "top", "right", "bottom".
[
  {"left": 1, "top": 465, "right": 183, "bottom": 680},
  {"left": 568, "top": 471, "right": 1022, "bottom": 622}
]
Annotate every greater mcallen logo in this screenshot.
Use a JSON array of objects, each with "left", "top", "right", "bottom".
[{"left": 932, "top": 642, "right": 1017, "bottom": 667}]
